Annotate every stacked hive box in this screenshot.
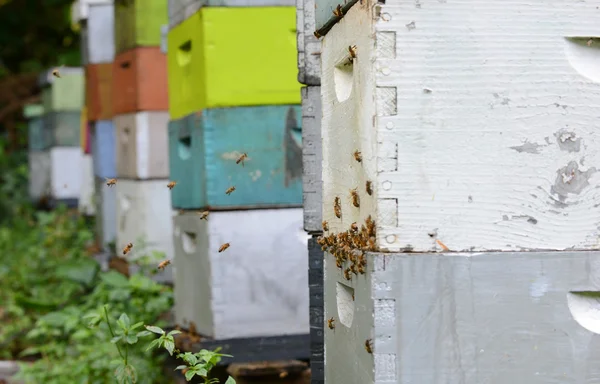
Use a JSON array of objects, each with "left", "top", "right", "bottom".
[
  {"left": 167, "top": 0, "right": 310, "bottom": 341},
  {"left": 73, "top": 0, "right": 117, "bottom": 250},
  {"left": 297, "top": 0, "right": 324, "bottom": 382},
  {"left": 37, "top": 67, "right": 86, "bottom": 209},
  {"left": 317, "top": 1, "right": 600, "bottom": 383},
  {"left": 25, "top": 103, "right": 50, "bottom": 204},
  {"left": 112, "top": 0, "right": 173, "bottom": 281}
]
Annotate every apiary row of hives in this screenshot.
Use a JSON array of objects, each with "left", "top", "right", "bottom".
[{"left": 23, "top": 0, "right": 311, "bottom": 355}]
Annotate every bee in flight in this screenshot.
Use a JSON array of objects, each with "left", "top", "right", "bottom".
[
  {"left": 106, "top": 178, "right": 117, "bottom": 187},
  {"left": 236, "top": 153, "right": 248, "bottom": 167},
  {"left": 158, "top": 259, "right": 171, "bottom": 270},
  {"left": 122, "top": 242, "right": 133, "bottom": 255},
  {"left": 167, "top": 181, "right": 177, "bottom": 190},
  {"left": 218, "top": 243, "right": 230, "bottom": 253},
  {"left": 198, "top": 211, "right": 209, "bottom": 220},
  {"left": 225, "top": 186, "right": 236, "bottom": 195}
]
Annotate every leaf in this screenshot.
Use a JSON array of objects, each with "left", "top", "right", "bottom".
[
  {"left": 184, "top": 354, "right": 197, "bottom": 366},
  {"left": 167, "top": 329, "right": 182, "bottom": 336},
  {"left": 225, "top": 377, "right": 237, "bottom": 384},
  {"left": 111, "top": 335, "right": 123, "bottom": 344},
  {"left": 146, "top": 339, "right": 160, "bottom": 351},
  {"left": 136, "top": 330, "right": 152, "bottom": 337},
  {"left": 100, "top": 271, "right": 130, "bottom": 288},
  {"left": 144, "top": 325, "right": 164, "bottom": 335},
  {"left": 174, "top": 365, "right": 187, "bottom": 371},
  {"left": 117, "top": 313, "right": 131, "bottom": 330},
  {"left": 130, "top": 321, "right": 144, "bottom": 330},
  {"left": 125, "top": 334, "right": 138, "bottom": 345},
  {"left": 55, "top": 258, "right": 99, "bottom": 286},
  {"left": 164, "top": 339, "right": 175, "bottom": 356},
  {"left": 185, "top": 369, "right": 195, "bottom": 381}
]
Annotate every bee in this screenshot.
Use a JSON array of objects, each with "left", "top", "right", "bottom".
[
  {"left": 225, "top": 186, "right": 236, "bottom": 195},
  {"left": 158, "top": 259, "right": 171, "bottom": 270},
  {"left": 335, "top": 258, "right": 343, "bottom": 269},
  {"left": 344, "top": 268, "right": 352, "bottom": 280},
  {"left": 333, "top": 4, "right": 343, "bottom": 17},
  {"left": 365, "top": 339, "right": 373, "bottom": 354},
  {"left": 167, "top": 181, "right": 177, "bottom": 190},
  {"left": 279, "top": 371, "right": 288, "bottom": 379},
  {"left": 334, "top": 197, "right": 342, "bottom": 219},
  {"left": 51, "top": 67, "right": 62, "bottom": 78},
  {"left": 353, "top": 150, "right": 362, "bottom": 163},
  {"left": 357, "top": 263, "right": 365, "bottom": 275},
  {"left": 236, "top": 153, "right": 248, "bottom": 166},
  {"left": 366, "top": 180, "right": 373, "bottom": 196},
  {"left": 350, "top": 263, "right": 358, "bottom": 275},
  {"left": 350, "top": 188, "right": 360, "bottom": 208},
  {"left": 348, "top": 45, "right": 357, "bottom": 61},
  {"left": 327, "top": 317, "right": 335, "bottom": 329},
  {"left": 352, "top": 292, "right": 355, "bottom": 301},
  {"left": 197, "top": 211, "right": 209, "bottom": 220},
  {"left": 322, "top": 220, "right": 329, "bottom": 232},
  {"left": 105, "top": 178, "right": 117, "bottom": 187},
  {"left": 122, "top": 242, "right": 133, "bottom": 255},
  {"left": 313, "top": 30, "right": 322, "bottom": 39},
  {"left": 317, "top": 236, "right": 326, "bottom": 247},
  {"left": 350, "top": 222, "right": 358, "bottom": 233},
  {"left": 218, "top": 243, "right": 230, "bottom": 253}
]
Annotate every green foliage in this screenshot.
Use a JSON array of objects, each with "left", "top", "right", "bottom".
[{"left": 0, "top": 139, "right": 29, "bottom": 221}]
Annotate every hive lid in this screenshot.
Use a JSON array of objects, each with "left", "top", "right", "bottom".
[{"left": 38, "top": 67, "right": 84, "bottom": 88}]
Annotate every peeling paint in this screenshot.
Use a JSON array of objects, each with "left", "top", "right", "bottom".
[
  {"left": 510, "top": 141, "right": 543, "bottom": 154},
  {"left": 550, "top": 161, "right": 596, "bottom": 203},
  {"left": 249, "top": 169, "right": 262, "bottom": 181},
  {"left": 554, "top": 129, "right": 582, "bottom": 153}
]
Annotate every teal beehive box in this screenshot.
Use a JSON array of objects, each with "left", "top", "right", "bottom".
[
  {"left": 168, "top": 106, "right": 303, "bottom": 209},
  {"left": 43, "top": 111, "right": 82, "bottom": 147},
  {"left": 39, "top": 67, "right": 84, "bottom": 112},
  {"left": 24, "top": 104, "right": 51, "bottom": 150}
]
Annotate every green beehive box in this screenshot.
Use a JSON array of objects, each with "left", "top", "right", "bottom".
[
  {"left": 39, "top": 67, "right": 84, "bottom": 113},
  {"left": 23, "top": 104, "right": 44, "bottom": 119},
  {"left": 114, "top": 0, "right": 168, "bottom": 54}
]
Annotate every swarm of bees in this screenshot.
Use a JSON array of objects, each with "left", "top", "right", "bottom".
[
  {"left": 122, "top": 242, "right": 133, "bottom": 255},
  {"left": 106, "top": 178, "right": 117, "bottom": 187},
  {"left": 218, "top": 242, "right": 230, "bottom": 253},
  {"left": 167, "top": 181, "right": 177, "bottom": 190},
  {"left": 327, "top": 317, "right": 335, "bottom": 329},
  {"left": 317, "top": 215, "right": 376, "bottom": 279}
]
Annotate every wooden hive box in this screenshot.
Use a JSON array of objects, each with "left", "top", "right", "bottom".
[
  {"left": 173, "top": 208, "right": 310, "bottom": 339},
  {"left": 90, "top": 120, "right": 117, "bottom": 179},
  {"left": 39, "top": 67, "right": 85, "bottom": 112},
  {"left": 166, "top": 6, "right": 301, "bottom": 120},
  {"left": 85, "top": 63, "right": 113, "bottom": 121},
  {"left": 168, "top": 106, "right": 303, "bottom": 210},
  {"left": 114, "top": 0, "right": 167, "bottom": 54},
  {"left": 111, "top": 47, "right": 168, "bottom": 115}
]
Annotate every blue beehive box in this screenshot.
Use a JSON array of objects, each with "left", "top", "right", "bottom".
[
  {"left": 168, "top": 105, "right": 303, "bottom": 209},
  {"left": 91, "top": 120, "right": 116, "bottom": 179}
]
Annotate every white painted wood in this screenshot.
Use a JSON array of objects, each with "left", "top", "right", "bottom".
[
  {"left": 296, "top": 0, "right": 321, "bottom": 85},
  {"left": 78, "top": 154, "right": 96, "bottom": 216},
  {"left": 28, "top": 151, "right": 51, "bottom": 201},
  {"left": 302, "top": 86, "right": 323, "bottom": 232},
  {"left": 325, "top": 251, "right": 600, "bottom": 384},
  {"left": 49, "top": 147, "right": 83, "bottom": 200},
  {"left": 86, "top": 3, "right": 115, "bottom": 64},
  {"left": 114, "top": 112, "right": 170, "bottom": 179},
  {"left": 94, "top": 177, "right": 117, "bottom": 251},
  {"left": 321, "top": 0, "right": 600, "bottom": 252},
  {"left": 115, "top": 179, "right": 174, "bottom": 280},
  {"left": 173, "top": 208, "right": 310, "bottom": 339},
  {"left": 71, "top": 0, "right": 113, "bottom": 23}
]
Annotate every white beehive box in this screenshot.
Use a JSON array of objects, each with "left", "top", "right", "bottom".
[
  {"left": 94, "top": 177, "right": 117, "bottom": 252},
  {"left": 50, "top": 147, "right": 83, "bottom": 200},
  {"left": 72, "top": 0, "right": 115, "bottom": 65},
  {"left": 114, "top": 112, "right": 170, "bottom": 180},
  {"left": 301, "top": 86, "right": 323, "bottom": 233},
  {"left": 173, "top": 208, "right": 310, "bottom": 339},
  {"left": 78, "top": 154, "right": 96, "bottom": 216},
  {"left": 324, "top": 250, "right": 600, "bottom": 383},
  {"left": 321, "top": 0, "right": 600, "bottom": 253},
  {"left": 28, "top": 151, "right": 51, "bottom": 201},
  {"left": 115, "top": 179, "right": 174, "bottom": 279},
  {"left": 296, "top": 0, "right": 321, "bottom": 85}
]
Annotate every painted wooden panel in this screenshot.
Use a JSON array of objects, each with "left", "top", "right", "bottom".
[
  {"left": 169, "top": 106, "right": 303, "bottom": 209},
  {"left": 115, "top": 179, "right": 174, "bottom": 281},
  {"left": 114, "top": 0, "right": 167, "bottom": 54},
  {"left": 43, "top": 111, "right": 82, "bottom": 147},
  {"left": 23, "top": 104, "right": 44, "bottom": 119},
  {"left": 321, "top": 1, "right": 600, "bottom": 252},
  {"left": 86, "top": 2, "right": 115, "bottom": 64},
  {"left": 49, "top": 147, "right": 83, "bottom": 200},
  {"left": 94, "top": 176, "right": 117, "bottom": 252},
  {"left": 173, "top": 208, "right": 310, "bottom": 339},
  {"left": 115, "top": 111, "right": 170, "bottom": 179},
  {"left": 85, "top": 63, "right": 113, "bottom": 121},
  {"left": 167, "top": 0, "right": 295, "bottom": 29},
  {"left": 166, "top": 7, "right": 301, "bottom": 120},
  {"left": 91, "top": 120, "right": 117, "bottom": 179},
  {"left": 301, "top": 86, "right": 323, "bottom": 233},
  {"left": 78, "top": 154, "right": 96, "bottom": 216},
  {"left": 308, "top": 236, "right": 325, "bottom": 384},
  {"left": 325, "top": 251, "right": 600, "bottom": 384},
  {"left": 296, "top": 0, "right": 321, "bottom": 85},
  {"left": 28, "top": 151, "right": 51, "bottom": 201},
  {"left": 28, "top": 117, "right": 52, "bottom": 151},
  {"left": 112, "top": 47, "right": 168, "bottom": 115},
  {"left": 39, "top": 67, "right": 84, "bottom": 112}
]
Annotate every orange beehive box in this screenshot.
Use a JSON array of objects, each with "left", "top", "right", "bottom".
[
  {"left": 111, "top": 46, "right": 168, "bottom": 115},
  {"left": 85, "top": 63, "right": 113, "bottom": 121}
]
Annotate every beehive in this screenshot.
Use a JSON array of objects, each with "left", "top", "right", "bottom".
[
  {"left": 90, "top": 120, "right": 117, "bottom": 179},
  {"left": 39, "top": 67, "right": 85, "bottom": 113},
  {"left": 114, "top": 0, "right": 167, "bottom": 54}
]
